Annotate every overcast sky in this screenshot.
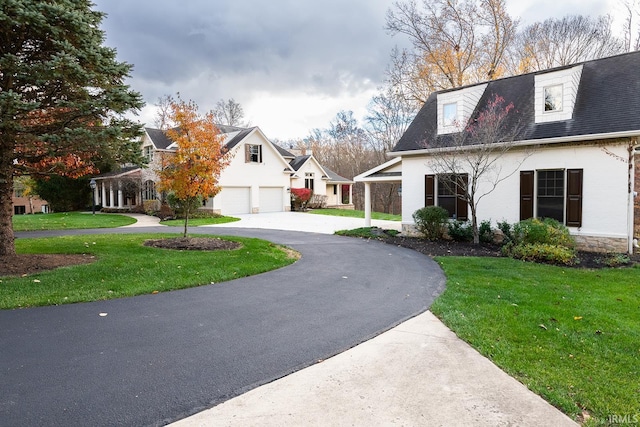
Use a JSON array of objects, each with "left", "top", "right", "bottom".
[{"left": 93, "top": 0, "right": 627, "bottom": 141}]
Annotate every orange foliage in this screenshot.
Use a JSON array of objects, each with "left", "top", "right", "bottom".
[{"left": 157, "top": 98, "right": 230, "bottom": 202}]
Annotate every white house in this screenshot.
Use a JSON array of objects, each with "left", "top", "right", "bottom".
[
  {"left": 92, "top": 125, "right": 353, "bottom": 215},
  {"left": 356, "top": 52, "right": 640, "bottom": 253}
]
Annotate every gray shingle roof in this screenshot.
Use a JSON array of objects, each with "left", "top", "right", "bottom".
[
  {"left": 144, "top": 127, "right": 174, "bottom": 150},
  {"left": 223, "top": 127, "right": 254, "bottom": 150},
  {"left": 289, "top": 155, "right": 311, "bottom": 171},
  {"left": 323, "top": 167, "right": 353, "bottom": 183},
  {"left": 393, "top": 51, "right": 640, "bottom": 153}
]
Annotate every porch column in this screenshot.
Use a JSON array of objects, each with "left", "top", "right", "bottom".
[
  {"left": 101, "top": 182, "right": 107, "bottom": 207},
  {"left": 364, "top": 182, "right": 371, "bottom": 227},
  {"left": 93, "top": 185, "right": 99, "bottom": 207},
  {"left": 109, "top": 181, "right": 115, "bottom": 207},
  {"left": 117, "top": 181, "right": 123, "bottom": 208},
  {"left": 348, "top": 184, "right": 353, "bottom": 205}
]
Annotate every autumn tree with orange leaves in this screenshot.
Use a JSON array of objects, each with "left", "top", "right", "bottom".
[
  {"left": 158, "top": 98, "right": 230, "bottom": 237},
  {"left": 0, "top": 1, "right": 144, "bottom": 256}
]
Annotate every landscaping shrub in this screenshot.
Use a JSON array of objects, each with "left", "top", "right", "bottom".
[
  {"left": 291, "top": 188, "right": 312, "bottom": 211},
  {"left": 447, "top": 220, "right": 473, "bottom": 242},
  {"left": 479, "top": 220, "right": 493, "bottom": 244},
  {"left": 511, "top": 218, "right": 575, "bottom": 248},
  {"left": 413, "top": 206, "right": 449, "bottom": 240},
  {"left": 496, "top": 220, "right": 513, "bottom": 243},
  {"left": 502, "top": 218, "right": 577, "bottom": 265},
  {"left": 503, "top": 242, "right": 577, "bottom": 265}
]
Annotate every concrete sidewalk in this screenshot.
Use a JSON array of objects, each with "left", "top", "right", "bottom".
[
  {"left": 122, "top": 211, "right": 401, "bottom": 234},
  {"left": 171, "top": 312, "right": 576, "bottom": 427}
]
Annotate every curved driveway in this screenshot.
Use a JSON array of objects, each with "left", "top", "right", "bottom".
[{"left": 2, "top": 226, "right": 445, "bottom": 426}]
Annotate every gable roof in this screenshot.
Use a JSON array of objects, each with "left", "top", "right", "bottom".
[
  {"left": 393, "top": 51, "right": 640, "bottom": 154},
  {"left": 323, "top": 166, "right": 353, "bottom": 184},
  {"left": 144, "top": 127, "right": 174, "bottom": 150},
  {"left": 289, "top": 155, "right": 311, "bottom": 171}
]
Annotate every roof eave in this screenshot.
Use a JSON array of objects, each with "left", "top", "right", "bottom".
[{"left": 389, "top": 130, "right": 640, "bottom": 157}]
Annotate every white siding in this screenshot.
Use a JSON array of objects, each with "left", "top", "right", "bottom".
[
  {"left": 534, "top": 65, "right": 583, "bottom": 123},
  {"left": 401, "top": 141, "right": 632, "bottom": 241},
  {"left": 437, "top": 84, "right": 488, "bottom": 135}
]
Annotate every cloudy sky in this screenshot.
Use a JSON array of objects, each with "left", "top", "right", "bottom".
[{"left": 93, "top": 0, "right": 627, "bottom": 141}]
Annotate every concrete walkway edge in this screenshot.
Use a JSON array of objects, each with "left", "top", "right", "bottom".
[{"left": 171, "top": 311, "right": 577, "bottom": 427}]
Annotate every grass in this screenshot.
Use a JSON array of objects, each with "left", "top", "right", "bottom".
[
  {"left": 431, "top": 257, "right": 640, "bottom": 425},
  {"left": 0, "top": 234, "right": 298, "bottom": 309},
  {"left": 12, "top": 212, "right": 136, "bottom": 231},
  {"left": 307, "top": 208, "right": 401, "bottom": 221},
  {"left": 160, "top": 216, "right": 240, "bottom": 227}
]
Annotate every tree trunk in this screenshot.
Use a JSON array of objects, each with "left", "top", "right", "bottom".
[
  {"left": 471, "top": 205, "right": 479, "bottom": 245},
  {"left": 183, "top": 206, "right": 189, "bottom": 238},
  {"left": 0, "top": 136, "right": 16, "bottom": 256}
]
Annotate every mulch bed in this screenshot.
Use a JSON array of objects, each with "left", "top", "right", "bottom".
[
  {"left": 0, "top": 254, "right": 96, "bottom": 277},
  {"left": 380, "top": 234, "right": 639, "bottom": 269},
  {"left": 143, "top": 237, "right": 241, "bottom": 251}
]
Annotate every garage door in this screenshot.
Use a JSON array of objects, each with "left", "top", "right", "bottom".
[
  {"left": 259, "top": 187, "right": 284, "bottom": 213},
  {"left": 221, "top": 187, "right": 251, "bottom": 214}
]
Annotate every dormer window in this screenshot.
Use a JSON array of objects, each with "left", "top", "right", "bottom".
[
  {"left": 534, "top": 65, "right": 582, "bottom": 123},
  {"left": 443, "top": 103, "right": 457, "bottom": 126},
  {"left": 544, "top": 85, "right": 563, "bottom": 112},
  {"left": 437, "top": 83, "right": 487, "bottom": 135}
]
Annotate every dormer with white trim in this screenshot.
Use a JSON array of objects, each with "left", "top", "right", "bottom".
[
  {"left": 437, "top": 83, "right": 488, "bottom": 135},
  {"left": 534, "top": 64, "right": 583, "bottom": 123}
]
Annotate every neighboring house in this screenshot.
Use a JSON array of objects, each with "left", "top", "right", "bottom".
[
  {"left": 12, "top": 181, "right": 49, "bottom": 214},
  {"left": 92, "top": 125, "right": 353, "bottom": 215},
  {"left": 356, "top": 52, "right": 640, "bottom": 253}
]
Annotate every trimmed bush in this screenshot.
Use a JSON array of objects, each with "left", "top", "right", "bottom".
[
  {"left": 503, "top": 242, "right": 577, "bottom": 265},
  {"left": 448, "top": 220, "right": 473, "bottom": 242},
  {"left": 479, "top": 220, "right": 493, "bottom": 244},
  {"left": 413, "top": 206, "right": 449, "bottom": 240}
]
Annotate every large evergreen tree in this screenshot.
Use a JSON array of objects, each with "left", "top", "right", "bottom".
[{"left": 0, "top": 0, "right": 144, "bottom": 255}]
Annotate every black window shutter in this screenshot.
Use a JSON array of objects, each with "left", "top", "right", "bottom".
[
  {"left": 258, "top": 145, "right": 262, "bottom": 162},
  {"left": 566, "top": 169, "right": 583, "bottom": 227},
  {"left": 520, "top": 171, "right": 534, "bottom": 220},
  {"left": 425, "top": 175, "right": 435, "bottom": 206},
  {"left": 456, "top": 174, "right": 468, "bottom": 220}
]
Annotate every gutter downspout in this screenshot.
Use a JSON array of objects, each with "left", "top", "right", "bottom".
[{"left": 629, "top": 141, "right": 638, "bottom": 254}]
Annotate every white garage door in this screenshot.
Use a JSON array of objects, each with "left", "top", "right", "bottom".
[
  {"left": 221, "top": 187, "right": 251, "bottom": 214},
  {"left": 259, "top": 187, "right": 284, "bottom": 213}
]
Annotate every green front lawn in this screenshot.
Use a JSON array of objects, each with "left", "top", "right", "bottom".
[
  {"left": 13, "top": 212, "right": 136, "bottom": 231},
  {"left": 432, "top": 257, "right": 640, "bottom": 425},
  {"left": 307, "top": 208, "right": 401, "bottom": 221},
  {"left": 160, "top": 216, "right": 240, "bottom": 227},
  {"left": 1, "top": 234, "right": 297, "bottom": 309}
]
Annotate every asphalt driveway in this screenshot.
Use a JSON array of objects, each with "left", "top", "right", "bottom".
[{"left": 1, "top": 226, "right": 445, "bottom": 426}]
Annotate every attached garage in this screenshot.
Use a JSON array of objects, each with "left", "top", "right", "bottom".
[
  {"left": 259, "top": 187, "right": 284, "bottom": 213},
  {"left": 221, "top": 187, "right": 251, "bottom": 214}
]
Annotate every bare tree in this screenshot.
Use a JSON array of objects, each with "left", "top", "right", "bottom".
[
  {"left": 386, "top": 0, "right": 517, "bottom": 98},
  {"left": 365, "top": 86, "right": 419, "bottom": 213},
  {"left": 622, "top": 0, "right": 640, "bottom": 52},
  {"left": 428, "top": 94, "right": 530, "bottom": 244},
  {"left": 154, "top": 94, "right": 175, "bottom": 130},
  {"left": 512, "top": 15, "right": 625, "bottom": 73},
  {"left": 213, "top": 98, "right": 246, "bottom": 127}
]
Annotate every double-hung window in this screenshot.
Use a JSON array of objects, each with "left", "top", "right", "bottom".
[
  {"left": 520, "top": 169, "right": 583, "bottom": 226},
  {"left": 424, "top": 173, "right": 468, "bottom": 220},
  {"left": 245, "top": 144, "right": 262, "bottom": 163}
]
